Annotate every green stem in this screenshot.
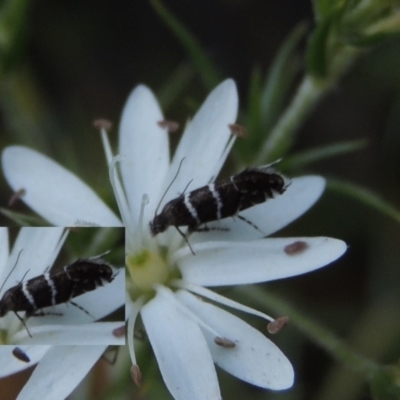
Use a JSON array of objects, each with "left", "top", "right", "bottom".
[
  {"left": 256, "top": 45, "right": 361, "bottom": 164},
  {"left": 233, "top": 286, "right": 379, "bottom": 378},
  {"left": 256, "top": 75, "right": 329, "bottom": 163}
]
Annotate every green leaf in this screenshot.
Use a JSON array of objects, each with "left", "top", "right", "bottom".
[
  {"left": 238, "top": 23, "right": 308, "bottom": 164},
  {"left": 312, "top": 0, "right": 347, "bottom": 21},
  {"left": 282, "top": 139, "right": 368, "bottom": 170},
  {"left": 157, "top": 62, "right": 195, "bottom": 110},
  {"left": 150, "top": 0, "right": 220, "bottom": 89},
  {"left": 0, "top": 208, "right": 49, "bottom": 226},
  {"left": 0, "top": 0, "right": 29, "bottom": 74},
  {"left": 306, "top": 16, "right": 332, "bottom": 78},
  {"left": 261, "top": 22, "right": 308, "bottom": 132},
  {"left": 327, "top": 179, "right": 400, "bottom": 223}
]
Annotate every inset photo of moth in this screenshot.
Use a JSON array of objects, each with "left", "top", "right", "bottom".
[{"left": 0, "top": 227, "right": 125, "bottom": 345}]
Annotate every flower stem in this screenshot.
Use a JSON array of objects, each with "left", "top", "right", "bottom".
[
  {"left": 234, "top": 286, "right": 379, "bottom": 378},
  {"left": 256, "top": 46, "right": 361, "bottom": 164},
  {"left": 256, "top": 75, "right": 328, "bottom": 164}
]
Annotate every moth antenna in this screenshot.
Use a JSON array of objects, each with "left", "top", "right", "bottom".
[
  {"left": 0, "top": 249, "right": 24, "bottom": 294},
  {"left": 154, "top": 157, "right": 186, "bottom": 216}
]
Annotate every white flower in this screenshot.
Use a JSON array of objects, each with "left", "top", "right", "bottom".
[
  {"left": 0, "top": 227, "right": 124, "bottom": 400},
  {"left": 0, "top": 227, "right": 124, "bottom": 345},
  {"left": 1, "top": 79, "right": 346, "bottom": 400}
]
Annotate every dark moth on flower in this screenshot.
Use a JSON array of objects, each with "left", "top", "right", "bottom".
[
  {"left": 150, "top": 164, "right": 288, "bottom": 239},
  {"left": 0, "top": 254, "right": 116, "bottom": 337}
]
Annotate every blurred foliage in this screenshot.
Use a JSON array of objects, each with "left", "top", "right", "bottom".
[{"left": 0, "top": 1, "right": 400, "bottom": 400}]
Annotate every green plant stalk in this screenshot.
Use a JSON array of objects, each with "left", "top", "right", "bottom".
[
  {"left": 234, "top": 285, "right": 380, "bottom": 378},
  {"left": 255, "top": 46, "right": 361, "bottom": 164}
]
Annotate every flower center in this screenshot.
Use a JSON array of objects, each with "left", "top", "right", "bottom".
[{"left": 126, "top": 248, "right": 169, "bottom": 291}]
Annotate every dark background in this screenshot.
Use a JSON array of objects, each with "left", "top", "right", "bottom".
[{"left": 0, "top": 1, "right": 400, "bottom": 399}]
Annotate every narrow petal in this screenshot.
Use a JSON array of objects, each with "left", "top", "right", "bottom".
[
  {"left": 177, "top": 290, "right": 294, "bottom": 390},
  {"left": 17, "top": 346, "right": 105, "bottom": 400},
  {"left": 0, "top": 345, "right": 50, "bottom": 378},
  {"left": 163, "top": 79, "right": 238, "bottom": 206},
  {"left": 177, "top": 237, "right": 347, "bottom": 286},
  {"left": 119, "top": 85, "right": 170, "bottom": 225},
  {"left": 192, "top": 176, "right": 326, "bottom": 242},
  {"left": 2, "top": 146, "right": 122, "bottom": 226},
  {"left": 12, "top": 322, "right": 125, "bottom": 345},
  {"left": 141, "top": 291, "right": 221, "bottom": 400}
]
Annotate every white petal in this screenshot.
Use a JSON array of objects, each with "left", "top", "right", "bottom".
[
  {"left": 0, "top": 227, "right": 65, "bottom": 293},
  {"left": 178, "top": 237, "right": 347, "bottom": 286},
  {"left": 12, "top": 322, "right": 125, "bottom": 345},
  {"left": 2, "top": 146, "right": 122, "bottom": 226},
  {"left": 163, "top": 79, "right": 238, "bottom": 206},
  {"left": 192, "top": 176, "right": 326, "bottom": 242},
  {"left": 141, "top": 291, "right": 221, "bottom": 400},
  {"left": 177, "top": 290, "right": 294, "bottom": 390},
  {"left": 119, "top": 85, "right": 170, "bottom": 225},
  {"left": 0, "top": 345, "right": 50, "bottom": 378},
  {"left": 17, "top": 345, "right": 105, "bottom": 400}
]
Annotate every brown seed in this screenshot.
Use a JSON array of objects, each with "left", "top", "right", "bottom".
[
  {"left": 284, "top": 241, "right": 308, "bottom": 255},
  {"left": 214, "top": 336, "right": 236, "bottom": 348},
  {"left": 112, "top": 325, "right": 126, "bottom": 337},
  {"left": 12, "top": 347, "right": 30, "bottom": 363}
]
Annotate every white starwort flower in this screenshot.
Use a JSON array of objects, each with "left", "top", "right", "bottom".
[
  {"left": 0, "top": 227, "right": 124, "bottom": 345},
  {"left": 0, "top": 227, "right": 124, "bottom": 400},
  {"left": 1, "top": 79, "right": 346, "bottom": 400}
]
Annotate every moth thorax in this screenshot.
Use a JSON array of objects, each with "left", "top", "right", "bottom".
[{"left": 149, "top": 214, "right": 168, "bottom": 236}]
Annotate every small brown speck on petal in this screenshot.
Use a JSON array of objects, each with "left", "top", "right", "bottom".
[
  {"left": 284, "top": 241, "right": 308, "bottom": 255},
  {"left": 214, "top": 336, "right": 236, "bottom": 348}
]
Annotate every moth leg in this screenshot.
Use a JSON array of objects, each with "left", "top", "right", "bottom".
[
  {"left": 13, "top": 311, "right": 32, "bottom": 338},
  {"left": 70, "top": 300, "right": 92, "bottom": 317},
  {"left": 175, "top": 226, "right": 195, "bottom": 255},
  {"left": 190, "top": 223, "right": 229, "bottom": 233},
  {"left": 236, "top": 215, "right": 265, "bottom": 234},
  {"left": 31, "top": 310, "right": 63, "bottom": 317}
]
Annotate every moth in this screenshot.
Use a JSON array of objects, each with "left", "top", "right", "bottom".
[
  {"left": 0, "top": 254, "right": 116, "bottom": 337},
  {"left": 150, "top": 164, "right": 288, "bottom": 250}
]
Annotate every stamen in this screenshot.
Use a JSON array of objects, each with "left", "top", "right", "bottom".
[
  {"left": 108, "top": 156, "right": 135, "bottom": 245},
  {"left": 8, "top": 188, "right": 26, "bottom": 206},
  {"left": 158, "top": 119, "right": 180, "bottom": 132},
  {"left": 229, "top": 123, "right": 248, "bottom": 138},
  {"left": 139, "top": 194, "right": 149, "bottom": 249},
  {"left": 212, "top": 134, "right": 236, "bottom": 184},
  {"left": 156, "top": 285, "right": 229, "bottom": 340},
  {"left": 94, "top": 118, "right": 114, "bottom": 165},
  {"left": 127, "top": 296, "right": 145, "bottom": 368},
  {"left": 171, "top": 279, "right": 275, "bottom": 323},
  {"left": 131, "top": 364, "right": 142, "bottom": 387},
  {"left": 267, "top": 316, "right": 289, "bottom": 334}
]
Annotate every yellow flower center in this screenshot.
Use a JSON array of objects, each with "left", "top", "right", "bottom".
[{"left": 126, "top": 248, "right": 169, "bottom": 291}]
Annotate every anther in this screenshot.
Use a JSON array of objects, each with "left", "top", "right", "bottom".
[{"left": 267, "top": 316, "right": 289, "bottom": 334}]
